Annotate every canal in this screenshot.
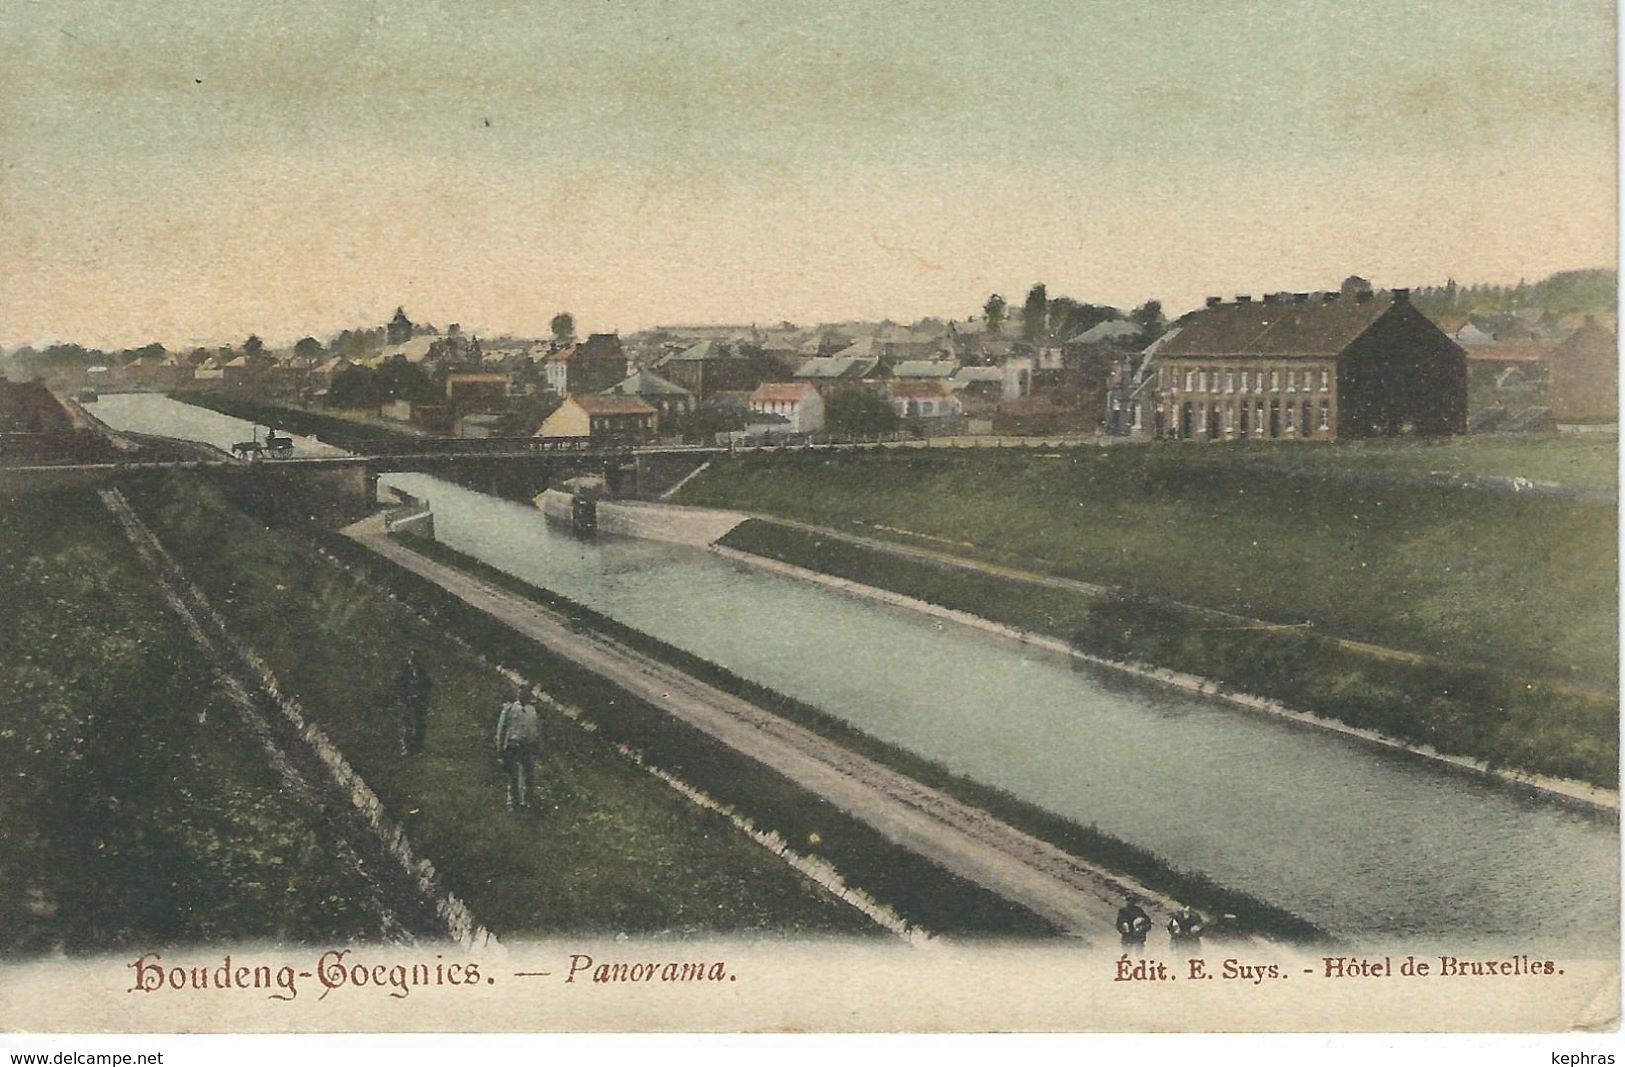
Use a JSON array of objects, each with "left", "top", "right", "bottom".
[
  {"left": 87, "top": 393, "right": 349, "bottom": 457},
  {"left": 94, "top": 395, "right": 1619, "bottom": 952}
]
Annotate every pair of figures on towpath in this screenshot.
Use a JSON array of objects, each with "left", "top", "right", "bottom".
[
  {"left": 1117, "top": 898, "right": 1206, "bottom": 953},
  {"left": 394, "top": 652, "right": 544, "bottom": 813}
]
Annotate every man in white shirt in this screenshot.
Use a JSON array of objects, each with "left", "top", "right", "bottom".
[{"left": 496, "top": 681, "right": 544, "bottom": 812}]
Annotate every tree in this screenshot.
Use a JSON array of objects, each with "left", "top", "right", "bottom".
[
  {"left": 550, "top": 313, "right": 576, "bottom": 346},
  {"left": 375, "top": 355, "right": 438, "bottom": 404},
  {"left": 1022, "top": 284, "right": 1048, "bottom": 341},
  {"left": 118, "top": 342, "right": 166, "bottom": 365},
  {"left": 494, "top": 393, "right": 563, "bottom": 436},
  {"left": 826, "top": 387, "right": 901, "bottom": 436},
  {"left": 243, "top": 335, "right": 265, "bottom": 360},
  {"left": 294, "top": 336, "right": 324, "bottom": 360},
  {"left": 983, "top": 294, "right": 1007, "bottom": 337},
  {"left": 331, "top": 327, "right": 386, "bottom": 361},
  {"left": 327, "top": 365, "right": 382, "bottom": 410},
  {"left": 387, "top": 307, "right": 414, "bottom": 345},
  {"left": 1130, "top": 300, "right": 1166, "bottom": 340},
  {"left": 670, "top": 402, "right": 750, "bottom": 442}
]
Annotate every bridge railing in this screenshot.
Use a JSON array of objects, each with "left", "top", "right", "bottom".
[{"left": 346, "top": 435, "right": 605, "bottom": 457}]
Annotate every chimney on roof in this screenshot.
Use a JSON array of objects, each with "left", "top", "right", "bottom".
[
  {"left": 1356, "top": 289, "right": 1373, "bottom": 303},
  {"left": 1293, "top": 292, "right": 1309, "bottom": 303},
  {"left": 1391, "top": 288, "right": 1410, "bottom": 303},
  {"left": 1206, "top": 296, "right": 1222, "bottom": 308},
  {"left": 1235, "top": 295, "right": 1252, "bottom": 303},
  {"left": 1263, "top": 293, "right": 1283, "bottom": 305}
]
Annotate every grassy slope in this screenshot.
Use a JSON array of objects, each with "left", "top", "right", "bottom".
[
  {"left": 0, "top": 489, "right": 381, "bottom": 955},
  {"left": 389, "top": 534, "right": 1326, "bottom": 942},
  {"left": 720, "top": 519, "right": 1617, "bottom": 787},
  {"left": 675, "top": 446, "right": 1619, "bottom": 685},
  {"left": 125, "top": 476, "right": 1053, "bottom": 938},
  {"left": 1172, "top": 435, "right": 1618, "bottom": 491}
]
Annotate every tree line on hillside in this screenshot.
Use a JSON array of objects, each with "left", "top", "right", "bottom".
[
  {"left": 981, "top": 285, "right": 1166, "bottom": 343},
  {"left": 1410, "top": 269, "right": 1616, "bottom": 318}
]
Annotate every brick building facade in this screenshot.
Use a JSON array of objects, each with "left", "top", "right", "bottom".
[{"left": 1133, "top": 288, "right": 1466, "bottom": 441}]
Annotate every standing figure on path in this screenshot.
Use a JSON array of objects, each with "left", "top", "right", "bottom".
[
  {"left": 396, "top": 648, "right": 433, "bottom": 756},
  {"left": 1167, "top": 905, "right": 1205, "bottom": 953},
  {"left": 1116, "top": 898, "right": 1152, "bottom": 954},
  {"left": 496, "top": 682, "right": 543, "bottom": 811}
]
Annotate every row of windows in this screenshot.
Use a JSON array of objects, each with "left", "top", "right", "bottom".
[
  {"left": 1131, "top": 398, "right": 1333, "bottom": 437},
  {"left": 1163, "top": 366, "right": 1331, "bottom": 395},
  {"left": 1192, "top": 399, "right": 1330, "bottom": 435}
]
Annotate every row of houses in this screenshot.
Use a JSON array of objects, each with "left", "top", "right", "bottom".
[
  {"left": 48, "top": 277, "right": 1611, "bottom": 445},
  {"left": 368, "top": 285, "right": 1617, "bottom": 445}
]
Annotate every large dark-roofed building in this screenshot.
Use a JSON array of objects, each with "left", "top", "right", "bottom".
[{"left": 1136, "top": 288, "right": 1466, "bottom": 440}]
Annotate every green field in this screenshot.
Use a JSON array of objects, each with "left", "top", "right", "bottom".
[
  {"left": 1163, "top": 435, "right": 1618, "bottom": 491},
  {"left": 0, "top": 489, "right": 382, "bottom": 954},
  {"left": 122, "top": 475, "right": 1053, "bottom": 938},
  {"left": 676, "top": 445, "right": 1619, "bottom": 687}
]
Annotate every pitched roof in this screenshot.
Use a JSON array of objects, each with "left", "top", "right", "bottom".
[
  {"left": 1452, "top": 322, "right": 1497, "bottom": 345},
  {"left": 570, "top": 394, "right": 657, "bottom": 416},
  {"left": 1464, "top": 343, "right": 1554, "bottom": 364},
  {"left": 661, "top": 339, "right": 735, "bottom": 363},
  {"left": 604, "top": 369, "right": 693, "bottom": 397},
  {"left": 1155, "top": 294, "right": 1399, "bottom": 359},
  {"left": 951, "top": 366, "right": 1003, "bottom": 383},
  {"left": 1067, "top": 319, "right": 1141, "bottom": 345},
  {"left": 888, "top": 380, "right": 952, "bottom": 399},
  {"left": 549, "top": 334, "right": 625, "bottom": 363},
  {"left": 831, "top": 337, "right": 885, "bottom": 359},
  {"left": 380, "top": 336, "right": 437, "bottom": 362},
  {"left": 890, "top": 360, "right": 958, "bottom": 379},
  {"left": 795, "top": 356, "right": 880, "bottom": 379},
  {"left": 1557, "top": 318, "right": 1618, "bottom": 359},
  {"left": 751, "top": 382, "right": 820, "bottom": 403}
]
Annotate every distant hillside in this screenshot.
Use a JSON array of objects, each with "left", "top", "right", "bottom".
[{"left": 1413, "top": 268, "right": 1616, "bottom": 318}]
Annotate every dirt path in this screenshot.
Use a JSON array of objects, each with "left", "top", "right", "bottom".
[{"left": 343, "top": 515, "right": 1194, "bottom": 947}]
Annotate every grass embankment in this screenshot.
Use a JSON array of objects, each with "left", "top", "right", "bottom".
[
  {"left": 181, "top": 393, "right": 420, "bottom": 450},
  {"left": 0, "top": 489, "right": 382, "bottom": 955},
  {"left": 123, "top": 475, "right": 1053, "bottom": 938},
  {"left": 388, "top": 533, "right": 1327, "bottom": 942},
  {"left": 675, "top": 447, "right": 1619, "bottom": 688},
  {"left": 721, "top": 520, "right": 1618, "bottom": 788},
  {"left": 1171, "top": 435, "right": 1618, "bottom": 492}
]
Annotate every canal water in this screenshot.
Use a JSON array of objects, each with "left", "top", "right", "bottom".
[
  {"left": 93, "top": 395, "right": 1619, "bottom": 952},
  {"left": 87, "top": 393, "right": 349, "bottom": 457}
]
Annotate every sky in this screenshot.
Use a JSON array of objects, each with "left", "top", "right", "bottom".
[{"left": 0, "top": 0, "right": 1616, "bottom": 350}]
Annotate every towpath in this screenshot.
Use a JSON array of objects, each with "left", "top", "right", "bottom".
[{"left": 343, "top": 514, "right": 1196, "bottom": 946}]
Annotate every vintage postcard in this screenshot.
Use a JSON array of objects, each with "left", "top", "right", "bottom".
[{"left": 0, "top": 0, "right": 1618, "bottom": 1040}]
